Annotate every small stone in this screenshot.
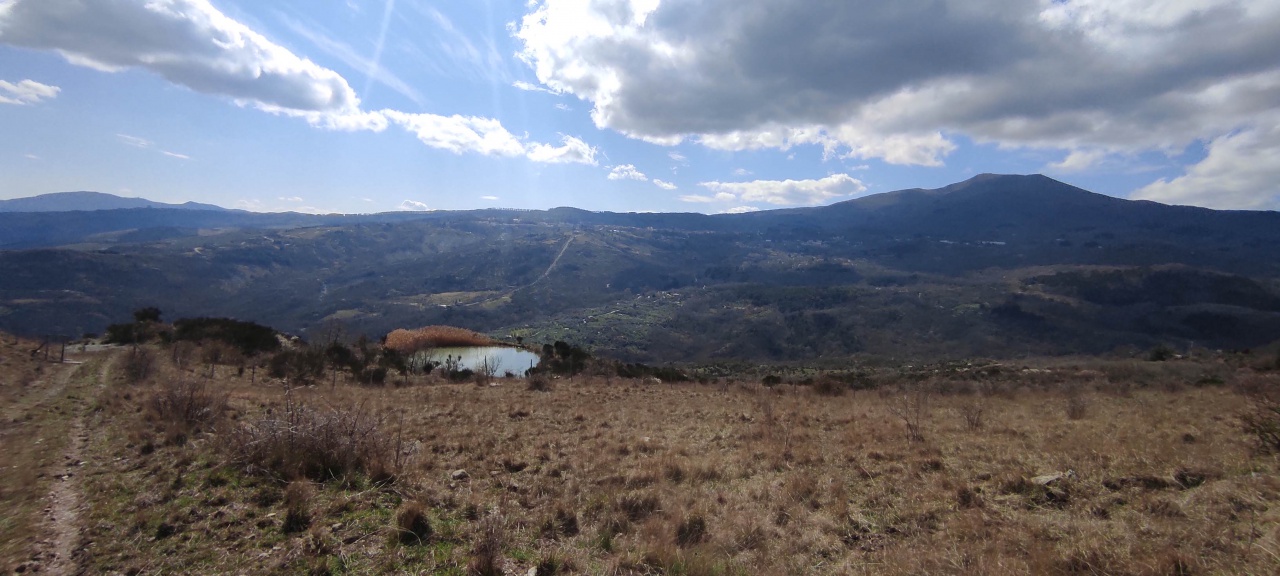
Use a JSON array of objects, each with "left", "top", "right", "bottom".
[{"left": 451, "top": 469, "right": 470, "bottom": 481}]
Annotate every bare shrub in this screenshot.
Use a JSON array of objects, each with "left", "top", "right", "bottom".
[
  {"left": 475, "top": 355, "right": 501, "bottom": 386},
  {"left": 812, "top": 378, "right": 845, "bottom": 397},
  {"left": 224, "top": 392, "right": 393, "bottom": 482},
  {"left": 147, "top": 379, "right": 226, "bottom": 444},
  {"left": 1065, "top": 392, "right": 1089, "bottom": 420},
  {"left": 526, "top": 375, "right": 552, "bottom": 392},
  {"left": 124, "top": 348, "right": 156, "bottom": 383},
  {"left": 886, "top": 384, "right": 930, "bottom": 442},
  {"left": 959, "top": 400, "right": 985, "bottom": 431}
]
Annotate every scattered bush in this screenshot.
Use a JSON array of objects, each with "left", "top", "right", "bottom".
[
  {"left": 812, "top": 378, "right": 845, "bottom": 396},
  {"left": 173, "top": 317, "right": 281, "bottom": 356},
  {"left": 959, "top": 401, "right": 985, "bottom": 431},
  {"left": 527, "top": 375, "right": 552, "bottom": 392},
  {"left": 886, "top": 384, "right": 930, "bottom": 442},
  {"left": 124, "top": 348, "right": 156, "bottom": 383},
  {"left": 146, "top": 379, "right": 226, "bottom": 443},
  {"left": 224, "top": 394, "right": 393, "bottom": 482}
]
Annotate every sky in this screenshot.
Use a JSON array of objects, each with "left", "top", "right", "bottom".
[{"left": 1, "top": 0, "right": 1278, "bottom": 215}]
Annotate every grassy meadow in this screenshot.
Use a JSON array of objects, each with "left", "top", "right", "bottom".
[{"left": 3, "top": 337, "right": 1280, "bottom": 574}]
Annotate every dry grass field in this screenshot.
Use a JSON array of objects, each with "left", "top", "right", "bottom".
[{"left": 4, "top": 340, "right": 1280, "bottom": 574}]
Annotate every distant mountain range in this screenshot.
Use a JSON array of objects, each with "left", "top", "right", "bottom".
[
  {"left": 2, "top": 174, "right": 1279, "bottom": 362},
  {"left": 0, "top": 191, "right": 228, "bottom": 212}
]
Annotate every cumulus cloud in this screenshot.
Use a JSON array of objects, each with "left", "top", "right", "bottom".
[
  {"left": 525, "top": 135, "right": 598, "bottom": 165},
  {"left": 608, "top": 164, "right": 648, "bottom": 181},
  {"left": 515, "top": 0, "right": 1280, "bottom": 202},
  {"left": 0, "top": 79, "right": 59, "bottom": 105},
  {"left": 1133, "top": 127, "right": 1280, "bottom": 210},
  {"left": 385, "top": 110, "right": 526, "bottom": 156},
  {"left": 653, "top": 179, "right": 677, "bottom": 190},
  {"left": 397, "top": 199, "right": 431, "bottom": 211},
  {"left": 695, "top": 174, "right": 865, "bottom": 206}
]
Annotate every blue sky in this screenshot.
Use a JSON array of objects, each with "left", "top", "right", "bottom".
[{"left": 1, "top": 0, "right": 1278, "bottom": 214}]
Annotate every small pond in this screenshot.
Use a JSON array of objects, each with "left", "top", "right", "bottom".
[{"left": 412, "top": 346, "right": 541, "bottom": 377}]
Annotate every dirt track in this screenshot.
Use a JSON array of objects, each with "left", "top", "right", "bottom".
[{"left": 7, "top": 352, "right": 111, "bottom": 575}]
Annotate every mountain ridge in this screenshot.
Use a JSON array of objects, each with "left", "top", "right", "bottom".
[
  {"left": 0, "top": 191, "right": 229, "bottom": 213},
  {"left": 3, "top": 173, "right": 1280, "bottom": 362}
]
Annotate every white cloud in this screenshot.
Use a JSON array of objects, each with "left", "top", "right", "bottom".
[
  {"left": 0, "top": 1, "right": 602, "bottom": 168},
  {"left": 678, "top": 194, "right": 715, "bottom": 203},
  {"left": 481, "top": 195, "right": 499, "bottom": 201},
  {"left": 23, "top": 153, "right": 40, "bottom": 160},
  {"left": 696, "top": 174, "right": 866, "bottom": 206},
  {"left": 0, "top": 0, "right": 364, "bottom": 116},
  {"left": 525, "top": 135, "right": 598, "bottom": 165},
  {"left": 513, "top": 80, "right": 557, "bottom": 94},
  {"left": 1048, "top": 149, "right": 1107, "bottom": 173},
  {"left": 116, "top": 134, "right": 152, "bottom": 148},
  {"left": 279, "top": 196, "right": 304, "bottom": 203},
  {"left": 1133, "top": 126, "right": 1280, "bottom": 210},
  {"left": 397, "top": 199, "right": 431, "bottom": 211},
  {"left": 384, "top": 110, "right": 526, "bottom": 156},
  {"left": 732, "top": 168, "right": 752, "bottom": 177},
  {"left": 162, "top": 150, "right": 191, "bottom": 160},
  {"left": 722, "top": 206, "right": 759, "bottom": 214},
  {"left": 668, "top": 151, "right": 687, "bottom": 163},
  {"left": 607, "top": 164, "right": 648, "bottom": 181},
  {"left": 554, "top": 103, "right": 572, "bottom": 111},
  {"left": 0, "top": 79, "right": 59, "bottom": 105},
  {"left": 515, "top": 0, "right": 1280, "bottom": 204},
  {"left": 653, "top": 179, "right": 677, "bottom": 190}
]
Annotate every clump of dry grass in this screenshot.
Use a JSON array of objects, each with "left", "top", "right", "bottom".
[
  {"left": 282, "top": 481, "right": 313, "bottom": 534},
  {"left": 145, "top": 378, "right": 227, "bottom": 445},
  {"left": 469, "top": 511, "right": 506, "bottom": 576},
  {"left": 384, "top": 326, "right": 495, "bottom": 353},
  {"left": 394, "top": 501, "right": 433, "bottom": 545}
]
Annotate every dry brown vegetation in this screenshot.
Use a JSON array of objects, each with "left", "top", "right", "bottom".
[
  {"left": 7, "top": 338, "right": 1280, "bottom": 574},
  {"left": 385, "top": 326, "right": 498, "bottom": 353}
]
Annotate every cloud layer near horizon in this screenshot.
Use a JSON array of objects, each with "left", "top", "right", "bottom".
[{"left": 516, "top": 0, "right": 1280, "bottom": 208}]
